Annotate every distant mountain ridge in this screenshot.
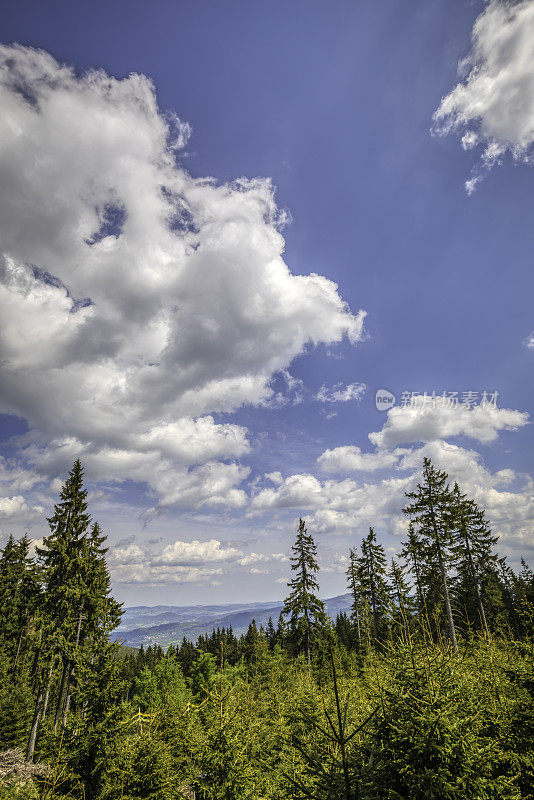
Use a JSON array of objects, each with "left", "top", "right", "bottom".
[{"left": 115, "top": 593, "right": 352, "bottom": 648}]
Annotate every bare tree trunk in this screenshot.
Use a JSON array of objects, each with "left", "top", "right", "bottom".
[
  {"left": 61, "top": 601, "right": 84, "bottom": 731},
  {"left": 26, "top": 681, "right": 44, "bottom": 762},
  {"left": 355, "top": 605, "right": 361, "bottom": 646},
  {"left": 27, "top": 657, "right": 54, "bottom": 762},
  {"left": 54, "top": 658, "right": 69, "bottom": 731},
  {"left": 349, "top": 559, "right": 362, "bottom": 647},
  {"left": 369, "top": 563, "right": 379, "bottom": 642},
  {"left": 41, "top": 658, "right": 55, "bottom": 721},
  {"left": 411, "top": 552, "right": 425, "bottom": 613},
  {"left": 464, "top": 530, "right": 489, "bottom": 636},
  {"left": 428, "top": 486, "right": 457, "bottom": 651},
  {"left": 30, "top": 637, "right": 42, "bottom": 687},
  {"left": 434, "top": 537, "right": 457, "bottom": 650},
  {"left": 305, "top": 611, "right": 311, "bottom": 667},
  {"left": 12, "top": 626, "right": 26, "bottom": 674}
]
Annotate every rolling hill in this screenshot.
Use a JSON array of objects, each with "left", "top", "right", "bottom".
[{"left": 114, "top": 594, "right": 352, "bottom": 648}]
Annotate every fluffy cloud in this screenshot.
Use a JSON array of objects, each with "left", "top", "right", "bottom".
[
  {"left": 0, "top": 45, "right": 364, "bottom": 513},
  {"left": 108, "top": 537, "right": 286, "bottom": 584},
  {"left": 369, "top": 396, "right": 528, "bottom": 449},
  {"left": 0, "top": 494, "right": 43, "bottom": 524},
  {"left": 251, "top": 474, "right": 325, "bottom": 511},
  {"left": 252, "top": 402, "right": 532, "bottom": 564},
  {"left": 0, "top": 457, "right": 42, "bottom": 495},
  {"left": 153, "top": 539, "right": 241, "bottom": 566},
  {"left": 252, "top": 440, "right": 533, "bottom": 561},
  {"left": 434, "top": 0, "right": 534, "bottom": 189},
  {"left": 18, "top": 437, "right": 250, "bottom": 514},
  {"left": 0, "top": 457, "right": 45, "bottom": 530},
  {"left": 317, "top": 445, "right": 402, "bottom": 473},
  {"left": 112, "top": 562, "right": 224, "bottom": 586},
  {"left": 250, "top": 470, "right": 415, "bottom": 534},
  {"left": 111, "top": 544, "right": 146, "bottom": 566},
  {"left": 315, "top": 382, "right": 366, "bottom": 403}
]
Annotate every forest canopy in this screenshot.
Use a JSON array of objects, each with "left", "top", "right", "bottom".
[{"left": 0, "top": 458, "right": 533, "bottom": 799}]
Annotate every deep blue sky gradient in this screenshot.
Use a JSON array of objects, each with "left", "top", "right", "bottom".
[{"left": 0, "top": 0, "right": 532, "bottom": 602}]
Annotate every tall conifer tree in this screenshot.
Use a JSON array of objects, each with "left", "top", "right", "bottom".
[
  {"left": 283, "top": 518, "right": 325, "bottom": 664},
  {"left": 346, "top": 547, "right": 366, "bottom": 648},
  {"left": 358, "top": 528, "right": 390, "bottom": 644},
  {"left": 404, "top": 458, "right": 458, "bottom": 650},
  {"left": 389, "top": 559, "right": 412, "bottom": 616},
  {"left": 450, "top": 483, "right": 503, "bottom": 636},
  {"left": 400, "top": 522, "right": 426, "bottom": 615},
  {"left": 0, "top": 534, "right": 41, "bottom": 668},
  {"left": 27, "top": 461, "right": 122, "bottom": 759}
]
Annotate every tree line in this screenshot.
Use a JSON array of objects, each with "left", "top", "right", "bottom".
[{"left": 0, "top": 457, "right": 533, "bottom": 799}]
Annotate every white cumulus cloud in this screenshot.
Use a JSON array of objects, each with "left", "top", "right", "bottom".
[
  {"left": 107, "top": 537, "right": 288, "bottom": 585},
  {"left": 0, "top": 45, "right": 364, "bottom": 515},
  {"left": 434, "top": 0, "right": 534, "bottom": 189},
  {"left": 317, "top": 445, "right": 402, "bottom": 473},
  {"left": 153, "top": 539, "right": 241, "bottom": 566},
  {"left": 369, "top": 396, "right": 528, "bottom": 449}
]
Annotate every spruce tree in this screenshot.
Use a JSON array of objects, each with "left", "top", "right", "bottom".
[
  {"left": 404, "top": 458, "right": 458, "bottom": 650},
  {"left": 36, "top": 459, "right": 92, "bottom": 734},
  {"left": 517, "top": 558, "right": 534, "bottom": 606},
  {"left": 243, "top": 619, "right": 261, "bottom": 662},
  {"left": 275, "top": 610, "right": 287, "bottom": 649},
  {"left": 282, "top": 518, "right": 326, "bottom": 664},
  {"left": 388, "top": 558, "right": 413, "bottom": 635},
  {"left": 0, "top": 534, "right": 41, "bottom": 669},
  {"left": 450, "top": 483, "right": 503, "bottom": 636},
  {"left": 514, "top": 558, "right": 534, "bottom": 637},
  {"left": 266, "top": 617, "right": 276, "bottom": 650},
  {"left": 62, "top": 521, "right": 122, "bottom": 725},
  {"left": 334, "top": 612, "right": 353, "bottom": 650},
  {"left": 27, "top": 461, "right": 122, "bottom": 759},
  {"left": 358, "top": 528, "right": 390, "bottom": 645},
  {"left": 346, "top": 547, "right": 364, "bottom": 648},
  {"left": 400, "top": 522, "right": 426, "bottom": 615}
]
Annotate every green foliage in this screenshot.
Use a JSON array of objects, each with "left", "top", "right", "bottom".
[
  {"left": 0, "top": 656, "right": 34, "bottom": 748},
  {"left": 97, "top": 719, "right": 179, "bottom": 800},
  {"left": 404, "top": 458, "right": 458, "bottom": 648},
  {"left": 0, "top": 780, "right": 41, "bottom": 800},
  {"left": 361, "top": 640, "right": 519, "bottom": 799},
  {"left": 358, "top": 528, "right": 391, "bottom": 645},
  {"left": 1, "top": 458, "right": 534, "bottom": 799},
  {"left": 283, "top": 518, "right": 327, "bottom": 661}
]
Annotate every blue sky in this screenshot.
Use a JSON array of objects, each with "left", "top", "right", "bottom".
[{"left": 0, "top": 0, "right": 532, "bottom": 605}]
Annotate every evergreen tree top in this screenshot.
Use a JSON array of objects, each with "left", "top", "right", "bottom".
[{"left": 282, "top": 519, "right": 326, "bottom": 633}]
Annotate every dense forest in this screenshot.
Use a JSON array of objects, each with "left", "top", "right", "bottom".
[{"left": 0, "top": 458, "right": 533, "bottom": 799}]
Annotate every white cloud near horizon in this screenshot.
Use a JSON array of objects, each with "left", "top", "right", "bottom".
[
  {"left": 434, "top": 0, "right": 534, "bottom": 191},
  {"left": 317, "top": 445, "right": 403, "bottom": 473},
  {"left": 0, "top": 45, "right": 364, "bottom": 516},
  {"left": 152, "top": 539, "right": 242, "bottom": 567},
  {"left": 251, "top": 401, "right": 532, "bottom": 563},
  {"left": 251, "top": 442, "right": 533, "bottom": 560},
  {"left": 369, "top": 395, "right": 528, "bottom": 449},
  {"left": 109, "top": 537, "right": 287, "bottom": 585}
]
